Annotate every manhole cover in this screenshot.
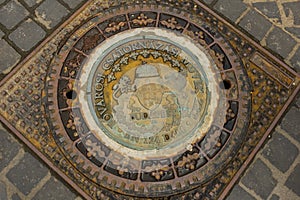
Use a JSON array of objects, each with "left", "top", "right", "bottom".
[{"left": 0, "top": 1, "right": 299, "bottom": 199}]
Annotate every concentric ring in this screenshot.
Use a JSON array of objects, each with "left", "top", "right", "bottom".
[{"left": 45, "top": 6, "right": 252, "bottom": 198}]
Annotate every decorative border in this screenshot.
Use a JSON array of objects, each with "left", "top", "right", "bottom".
[{"left": 0, "top": 0, "right": 299, "bottom": 199}]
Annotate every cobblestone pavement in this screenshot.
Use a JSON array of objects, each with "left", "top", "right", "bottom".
[{"left": 0, "top": 0, "right": 299, "bottom": 199}]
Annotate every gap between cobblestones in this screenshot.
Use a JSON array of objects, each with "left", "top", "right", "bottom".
[
  {"left": 243, "top": 0, "right": 300, "bottom": 72},
  {"left": 0, "top": 148, "right": 25, "bottom": 199},
  {"left": 234, "top": 125, "right": 300, "bottom": 200},
  {"left": 0, "top": 1, "right": 299, "bottom": 199}
]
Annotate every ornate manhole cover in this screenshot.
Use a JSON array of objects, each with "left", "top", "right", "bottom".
[{"left": 0, "top": 1, "right": 299, "bottom": 199}]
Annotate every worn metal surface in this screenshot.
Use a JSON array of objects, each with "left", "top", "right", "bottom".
[{"left": 0, "top": 0, "right": 299, "bottom": 199}]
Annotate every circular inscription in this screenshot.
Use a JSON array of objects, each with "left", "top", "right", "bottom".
[
  {"left": 47, "top": 6, "right": 252, "bottom": 198},
  {"left": 79, "top": 28, "right": 225, "bottom": 159}
]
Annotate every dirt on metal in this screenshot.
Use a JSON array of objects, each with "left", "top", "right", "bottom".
[{"left": 0, "top": 0, "right": 299, "bottom": 199}]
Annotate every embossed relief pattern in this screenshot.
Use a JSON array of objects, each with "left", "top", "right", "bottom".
[{"left": 0, "top": 0, "right": 299, "bottom": 199}]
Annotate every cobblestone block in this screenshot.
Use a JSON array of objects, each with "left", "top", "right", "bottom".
[
  {"left": 0, "top": 39, "right": 21, "bottom": 73},
  {"left": 0, "top": 40, "right": 22, "bottom": 73},
  {"left": 201, "top": 0, "right": 214, "bottom": 5},
  {"left": 33, "top": 177, "right": 77, "bottom": 200},
  {"left": 296, "top": 96, "right": 300, "bottom": 108},
  {"left": 0, "top": 29, "right": 4, "bottom": 38},
  {"left": 6, "top": 152, "right": 48, "bottom": 195},
  {"left": 290, "top": 47, "right": 300, "bottom": 73},
  {"left": 281, "top": 107, "right": 300, "bottom": 143},
  {"left": 35, "top": 0, "right": 69, "bottom": 29},
  {"left": 266, "top": 27, "right": 296, "bottom": 58},
  {"left": 0, "top": 128, "right": 21, "bottom": 172},
  {"left": 285, "top": 27, "right": 300, "bottom": 39},
  {"left": 23, "top": 0, "right": 40, "bottom": 7},
  {"left": 11, "top": 193, "right": 21, "bottom": 200},
  {"left": 0, "top": 181, "right": 8, "bottom": 200},
  {"left": 253, "top": 2, "right": 281, "bottom": 23},
  {"left": 239, "top": 9, "right": 272, "bottom": 41},
  {"left": 241, "top": 159, "right": 277, "bottom": 199},
  {"left": 226, "top": 185, "right": 255, "bottom": 200},
  {"left": 214, "top": 0, "right": 247, "bottom": 22},
  {"left": 9, "top": 18, "right": 45, "bottom": 51},
  {"left": 285, "top": 163, "right": 300, "bottom": 196},
  {"left": 262, "top": 132, "right": 298, "bottom": 172},
  {"left": 62, "top": 0, "right": 83, "bottom": 9},
  {"left": 0, "top": 0, "right": 29, "bottom": 29},
  {"left": 283, "top": 2, "right": 300, "bottom": 25},
  {"left": 270, "top": 194, "right": 280, "bottom": 200}
]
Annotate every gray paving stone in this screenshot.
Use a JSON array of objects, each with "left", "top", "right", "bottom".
[
  {"left": 281, "top": 107, "right": 300, "bottom": 143},
  {"left": 286, "top": 27, "right": 300, "bottom": 39},
  {"left": 201, "top": 0, "right": 214, "bottom": 5},
  {"left": 285, "top": 163, "right": 300, "bottom": 196},
  {"left": 6, "top": 152, "right": 48, "bottom": 195},
  {"left": 239, "top": 9, "right": 272, "bottom": 41},
  {"left": 290, "top": 46, "right": 300, "bottom": 73},
  {"left": 241, "top": 159, "right": 277, "bottom": 199},
  {"left": 253, "top": 2, "right": 281, "bottom": 23},
  {"left": 9, "top": 18, "right": 45, "bottom": 51},
  {"left": 262, "top": 132, "right": 298, "bottom": 172},
  {"left": 226, "top": 185, "right": 255, "bottom": 200},
  {"left": 270, "top": 194, "right": 280, "bottom": 200},
  {"left": 283, "top": 2, "right": 300, "bottom": 25},
  {"left": 33, "top": 177, "right": 77, "bottom": 200},
  {"left": 0, "top": 0, "right": 29, "bottom": 29},
  {"left": 0, "top": 29, "right": 4, "bottom": 38},
  {"left": 0, "top": 128, "right": 21, "bottom": 172},
  {"left": 214, "top": 0, "right": 247, "bottom": 22},
  {"left": 296, "top": 96, "right": 300, "bottom": 108},
  {"left": 11, "top": 193, "right": 21, "bottom": 200},
  {"left": 0, "top": 181, "right": 8, "bottom": 200},
  {"left": 62, "top": 0, "right": 83, "bottom": 9},
  {"left": 23, "top": 0, "right": 40, "bottom": 7},
  {"left": 266, "top": 26, "right": 296, "bottom": 58},
  {"left": 35, "top": 0, "right": 69, "bottom": 29},
  {"left": 0, "top": 39, "right": 21, "bottom": 73}
]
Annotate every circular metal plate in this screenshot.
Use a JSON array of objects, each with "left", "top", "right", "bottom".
[{"left": 46, "top": 4, "right": 251, "bottom": 198}]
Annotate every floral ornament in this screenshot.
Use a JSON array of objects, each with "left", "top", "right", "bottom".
[
  {"left": 129, "top": 52, "right": 139, "bottom": 60},
  {"left": 116, "top": 157, "right": 131, "bottom": 175},
  {"left": 66, "top": 112, "right": 82, "bottom": 137},
  {"left": 160, "top": 17, "right": 184, "bottom": 30},
  {"left": 145, "top": 164, "right": 170, "bottom": 181},
  {"left": 171, "top": 59, "right": 181, "bottom": 68},
  {"left": 85, "top": 139, "right": 105, "bottom": 158},
  {"left": 112, "top": 64, "right": 121, "bottom": 72},
  {"left": 64, "top": 54, "right": 82, "bottom": 77},
  {"left": 178, "top": 153, "right": 199, "bottom": 170},
  {"left": 202, "top": 127, "right": 222, "bottom": 152},
  {"left": 209, "top": 49, "right": 225, "bottom": 68},
  {"left": 162, "top": 53, "right": 171, "bottom": 62},
  {"left": 132, "top": 13, "right": 155, "bottom": 26},
  {"left": 150, "top": 51, "right": 161, "bottom": 59},
  {"left": 107, "top": 72, "right": 116, "bottom": 83},
  {"left": 140, "top": 50, "right": 150, "bottom": 58},
  {"left": 62, "top": 81, "right": 74, "bottom": 107},
  {"left": 151, "top": 170, "right": 165, "bottom": 180},
  {"left": 195, "top": 31, "right": 206, "bottom": 46},
  {"left": 105, "top": 21, "right": 126, "bottom": 33},
  {"left": 119, "top": 56, "right": 129, "bottom": 65}
]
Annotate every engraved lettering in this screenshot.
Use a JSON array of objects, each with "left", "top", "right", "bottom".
[
  {"left": 131, "top": 42, "right": 140, "bottom": 51},
  {"left": 123, "top": 45, "right": 132, "bottom": 53},
  {"left": 155, "top": 42, "right": 164, "bottom": 50}
]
